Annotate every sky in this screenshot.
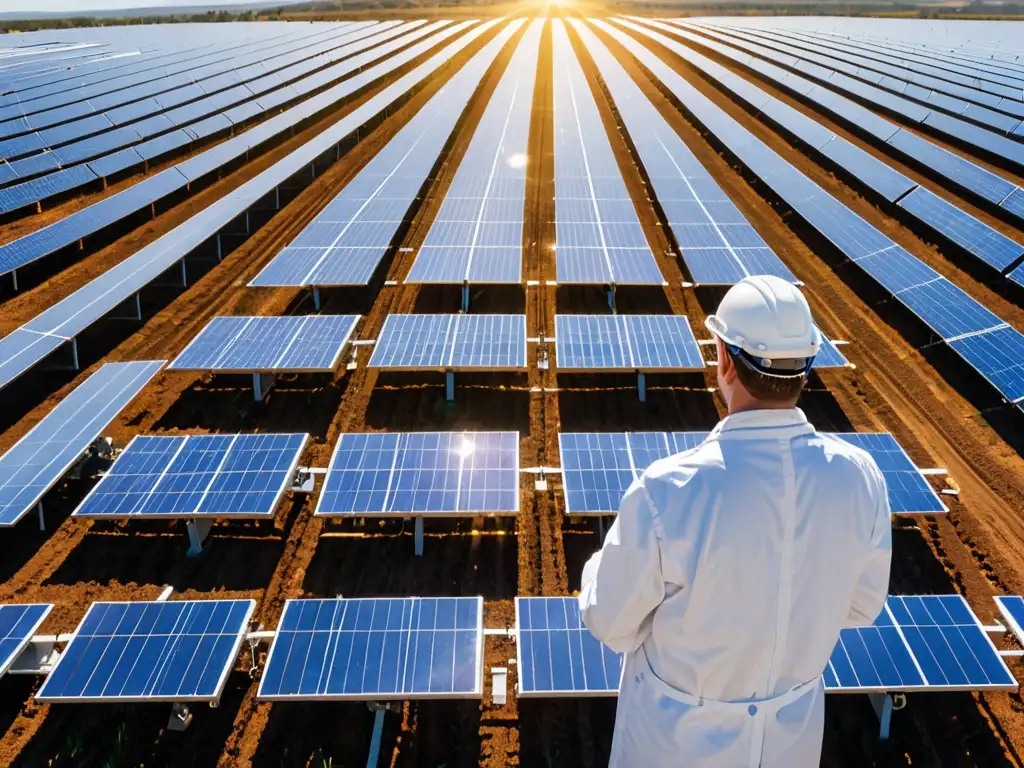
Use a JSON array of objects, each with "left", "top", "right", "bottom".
[{"left": 3, "top": 0, "right": 254, "bottom": 12}]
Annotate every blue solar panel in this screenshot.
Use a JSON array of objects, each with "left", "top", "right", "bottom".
[
  {"left": 316, "top": 431, "right": 519, "bottom": 516},
  {"left": 558, "top": 430, "right": 944, "bottom": 515},
  {"left": 814, "top": 336, "right": 851, "bottom": 369},
  {"left": 405, "top": 21, "right": 540, "bottom": 286},
  {"left": 817, "top": 137, "right": 918, "bottom": 203},
  {"left": 897, "top": 279, "right": 1004, "bottom": 340},
  {"left": 995, "top": 596, "right": 1024, "bottom": 648},
  {"left": 897, "top": 188, "right": 1024, "bottom": 271},
  {"left": 0, "top": 164, "right": 98, "bottom": 214},
  {"left": 368, "top": 314, "right": 526, "bottom": 370},
  {"left": 258, "top": 597, "right": 483, "bottom": 700},
  {"left": 948, "top": 325, "right": 1024, "bottom": 404},
  {"left": 554, "top": 314, "right": 704, "bottom": 371},
  {"left": 0, "top": 361, "right": 164, "bottom": 527},
  {"left": 518, "top": 594, "right": 1013, "bottom": 696},
  {"left": 552, "top": 21, "right": 663, "bottom": 287},
  {"left": 74, "top": 433, "right": 307, "bottom": 518},
  {"left": 826, "top": 595, "right": 1016, "bottom": 691},
  {"left": 0, "top": 604, "right": 53, "bottom": 677},
  {"left": 36, "top": 599, "right": 255, "bottom": 703},
  {"left": 169, "top": 315, "right": 359, "bottom": 372},
  {"left": 516, "top": 596, "right": 622, "bottom": 697}
]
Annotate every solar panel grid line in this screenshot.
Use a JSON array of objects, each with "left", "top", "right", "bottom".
[
  {"left": 0, "top": 604, "right": 53, "bottom": 678},
  {"left": 256, "top": 596, "right": 484, "bottom": 701},
  {"left": 35, "top": 599, "right": 257, "bottom": 703}
]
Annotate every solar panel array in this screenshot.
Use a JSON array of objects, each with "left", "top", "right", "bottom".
[
  {"left": 251, "top": 21, "right": 524, "bottom": 288},
  {"left": 169, "top": 315, "right": 360, "bottom": 373},
  {"left": 0, "top": 604, "right": 53, "bottom": 677},
  {"left": 0, "top": 20, "right": 495, "bottom": 392},
  {"left": 316, "top": 431, "right": 519, "bottom": 517},
  {"left": 74, "top": 433, "right": 307, "bottom": 519},
  {"left": 0, "top": 361, "right": 164, "bottom": 527},
  {"left": 258, "top": 597, "right": 484, "bottom": 700},
  {"left": 995, "top": 595, "right": 1024, "bottom": 647},
  {"left": 572, "top": 21, "right": 797, "bottom": 286},
  {"left": 36, "top": 599, "right": 255, "bottom": 703},
  {"left": 368, "top": 314, "right": 527, "bottom": 370},
  {"left": 554, "top": 314, "right": 704, "bottom": 371},
  {"left": 406, "top": 20, "right": 542, "bottom": 285},
  {"left": 610, "top": 20, "right": 1024, "bottom": 407},
  {"left": 517, "top": 595, "right": 1016, "bottom": 696},
  {"left": 558, "top": 431, "right": 945, "bottom": 515},
  {"left": 552, "top": 21, "right": 664, "bottom": 286}
]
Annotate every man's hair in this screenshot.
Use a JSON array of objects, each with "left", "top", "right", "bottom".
[{"left": 726, "top": 347, "right": 806, "bottom": 403}]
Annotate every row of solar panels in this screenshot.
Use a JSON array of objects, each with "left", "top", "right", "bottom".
[
  {"left": 0, "top": 20, "right": 497, "bottom": 392},
  {"left": 609, "top": 20, "right": 1024, "bottom": 409},
  {"left": 1, "top": 593, "right": 1021, "bottom": 703},
  {"left": 656, "top": 21, "right": 1024, "bottom": 284},
  {"left": 687, "top": 23, "right": 1024, "bottom": 176},
  {"left": 0, "top": 21, "right": 445, "bottom": 214}
]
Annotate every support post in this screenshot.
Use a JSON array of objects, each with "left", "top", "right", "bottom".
[
  {"left": 869, "top": 693, "right": 892, "bottom": 741},
  {"left": 216, "top": 235, "right": 222, "bottom": 262},
  {"left": 414, "top": 518, "right": 424, "bottom": 557},
  {"left": 11, "top": 269, "right": 17, "bottom": 292},
  {"left": 186, "top": 519, "right": 213, "bottom": 558},
  {"left": 312, "top": 286, "right": 322, "bottom": 311},
  {"left": 135, "top": 292, "right": 142, "bottom": 321},
  {"left": 37, "top": 502, "right": 45, "bottom": 532},
  {"left": 637, "top": 372, "right": 646, "bottom": 403},
  {"left": 253, "top": 373, "right": 275, "bottom": 401},
  {"left": 275, "top": 186, "right": 280, "bottom": 209},
  {"left": 445, "top": 370, "right": 455, "bottom": 402},
  {"left": 366, "top": 708, "right": 385, "bottom": 768},
  {"left": 461, "top": 283, "right": 470, "bottom": 313},
  {"left": 607, "top": 284, "right": 616, "bottom": 312},
  {"left": 245, "top": 210, "right": 250, "bottom": 233},
  {"left": 71, "top": 338, "right": 79, "bottom": 371},
  {"left": 597, "top": 515, "right": 605, "bottom": 543},
  {"left": 181, "top": 259, "right": 188, "bottom": 287}
]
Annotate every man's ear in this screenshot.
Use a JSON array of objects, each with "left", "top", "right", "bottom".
[{"left": 716, "top": 338, "right": 735, "bottom": 382}]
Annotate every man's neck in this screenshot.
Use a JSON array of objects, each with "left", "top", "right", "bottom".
[{"left": 727, "top": 399, "right": 798, "bottom": 415}]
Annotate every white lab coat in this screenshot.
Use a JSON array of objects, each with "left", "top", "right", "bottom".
[{"left": 579, "top": 409, "right": 892, "bottom": 768}]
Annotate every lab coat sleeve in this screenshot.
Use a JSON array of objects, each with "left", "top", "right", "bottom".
[
  {"left": 578, "top": 477, "right": 665, "bottom": 654},
  {"left": 845, "top": 462, "right": 892, "bottom": 627}
]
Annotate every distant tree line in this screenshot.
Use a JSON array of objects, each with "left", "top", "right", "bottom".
[{"left": 2, "top": 8, "right": 275, "bottom": 32}]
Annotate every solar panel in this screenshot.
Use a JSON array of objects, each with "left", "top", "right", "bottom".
[
  {"left": 405, "top": 20, "right": 541, "bottom": 286},
  {"left": 558, "top": 431, "right": 944, "bottom": 515},
  {"left": 994, "top": 595, "right": 1024, "bottom": 647},
  {"left": 0, "top": 361, "right": 164, "bottom": 527},
  {"left": 258, "top": 597, "right": 484, "bottom": 700},
  {"left": 814, "top": 336, "right": 851, "bottom": 369},
  {"left": 74, "top": 433, "right": 307, "bottom": 519},
  {"left": 250, "top": 21, "right": 524, "bottom": 288},
  {"left": 825, "top": 595, "right": 1016, "bottom": 691},
  {"left": 948, "top": 325, "right": 1024, "bottom": 404},
  {"left": 554, "top": 315, "right": 704, "bottom": 371},
  {"left": 36, "top": 599, "right": 255, "bottom": 703},
  {"left": 517, "top": 594, "right": 1014, "bottom": 697},
  {"left": 0, "top": 604, "right": 53, "bottom": 678},
  {"left": 169, "top": 315, "right": 359, "bottom": 373},
  {"left": 552, "top": 21, "right": 663, "bottom": 287},
  {"left": 316, "top": 431, "right": 519, "bottom": 517},
  {"left": 516, "top": 596, "right": 622, "bottom": 697},
  {"left": 368, "top": 314, "right": 527, "bottom": 370},
  {"left": 570, "top": 22, "right": 796, "bottom": 287}
]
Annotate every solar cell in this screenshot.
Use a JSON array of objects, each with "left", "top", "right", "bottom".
[
  {"left": 258, "top": 597, "right": 484, "bottom": 700},
  {"left": 554, "top": 315, "right": 704, "bottom": 371},
  {"left": 36, "top": 599, "right": 256, "bottom": 703},
  {"left": 74, "top": 433, "right": 307, "bottom": 518},
  {"left": 552, "top": 21, "right": 663, "bottom": 287},
  {"left": 0, "top": 361, "right": 164, "bottom": 527},
  {"left": 368, "top": 314, "right": 527, "bottom": 370},
  {"left": 169, "top": 315, "right": 359, "bottom": 373},
  {"left": 516, "top": 597, "right": 623, "bottom": 697},
  {"left": 252, "top": 21, "right": 524, "bottom": 289},
  {"left": 0, "top": 604, "right": 53, "bottom": 678},
  {"left": 405, "top": 20, "right": 540, "bottom": 287},
  {"left": 316, "top": 432, "right": 519, "bottom": 516},
  {"left": 558, "top": 431, "right": 944, "bottom": 515}
]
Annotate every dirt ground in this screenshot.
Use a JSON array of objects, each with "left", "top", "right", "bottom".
[{"left": 1, "top": 11, "right": 1024, "bottom": 768}]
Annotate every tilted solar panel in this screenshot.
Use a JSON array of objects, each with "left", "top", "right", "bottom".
[
  {"left": 994, "top": 595, "right": 1024, "bottom": 647},
  {"left": 368, "top": 314, "right": 527, "bottom": 370},
  {"left": 36, "top": 599, "right": 256, "bottom": 703},
  {"left": 169, "top": 315, "right": 359, "bottom": 373},
  {"left": 558, "top": 431, "right": 944, "bottom": 516},
  {"left": 554, "top": 314, "right": 704, "bottom": 371},
  {"left": 74, "top": 433, "right": 308, "bottom": 518},
  {"left": 258, "top": 597, "right": 484, "bottom": 700},
  {"left": 0, "top": 604, "right": 53, "bottom": 678},
  {"left": 316, "top": 431, "right": 519, "bottom": 517},
  {"left": 0, "top": 361, "right": 164, "bottom": 527}
]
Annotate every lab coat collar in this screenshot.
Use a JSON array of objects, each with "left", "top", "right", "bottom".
[{"left": 708, "top": 408, "right": 815, "bottom": 441}]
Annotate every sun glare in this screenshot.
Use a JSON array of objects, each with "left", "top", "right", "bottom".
[{"left": 507, "top": 152, "right": 528, "bottom": 169}]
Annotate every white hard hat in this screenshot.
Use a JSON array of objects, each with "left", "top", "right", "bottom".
[{"left": 705, "top": 275, "right": 821, "bottom": 377}]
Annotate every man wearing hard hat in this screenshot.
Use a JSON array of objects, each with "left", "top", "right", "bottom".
[{"left": 579, "top": 275, "right": 892, "bottom": 767}]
